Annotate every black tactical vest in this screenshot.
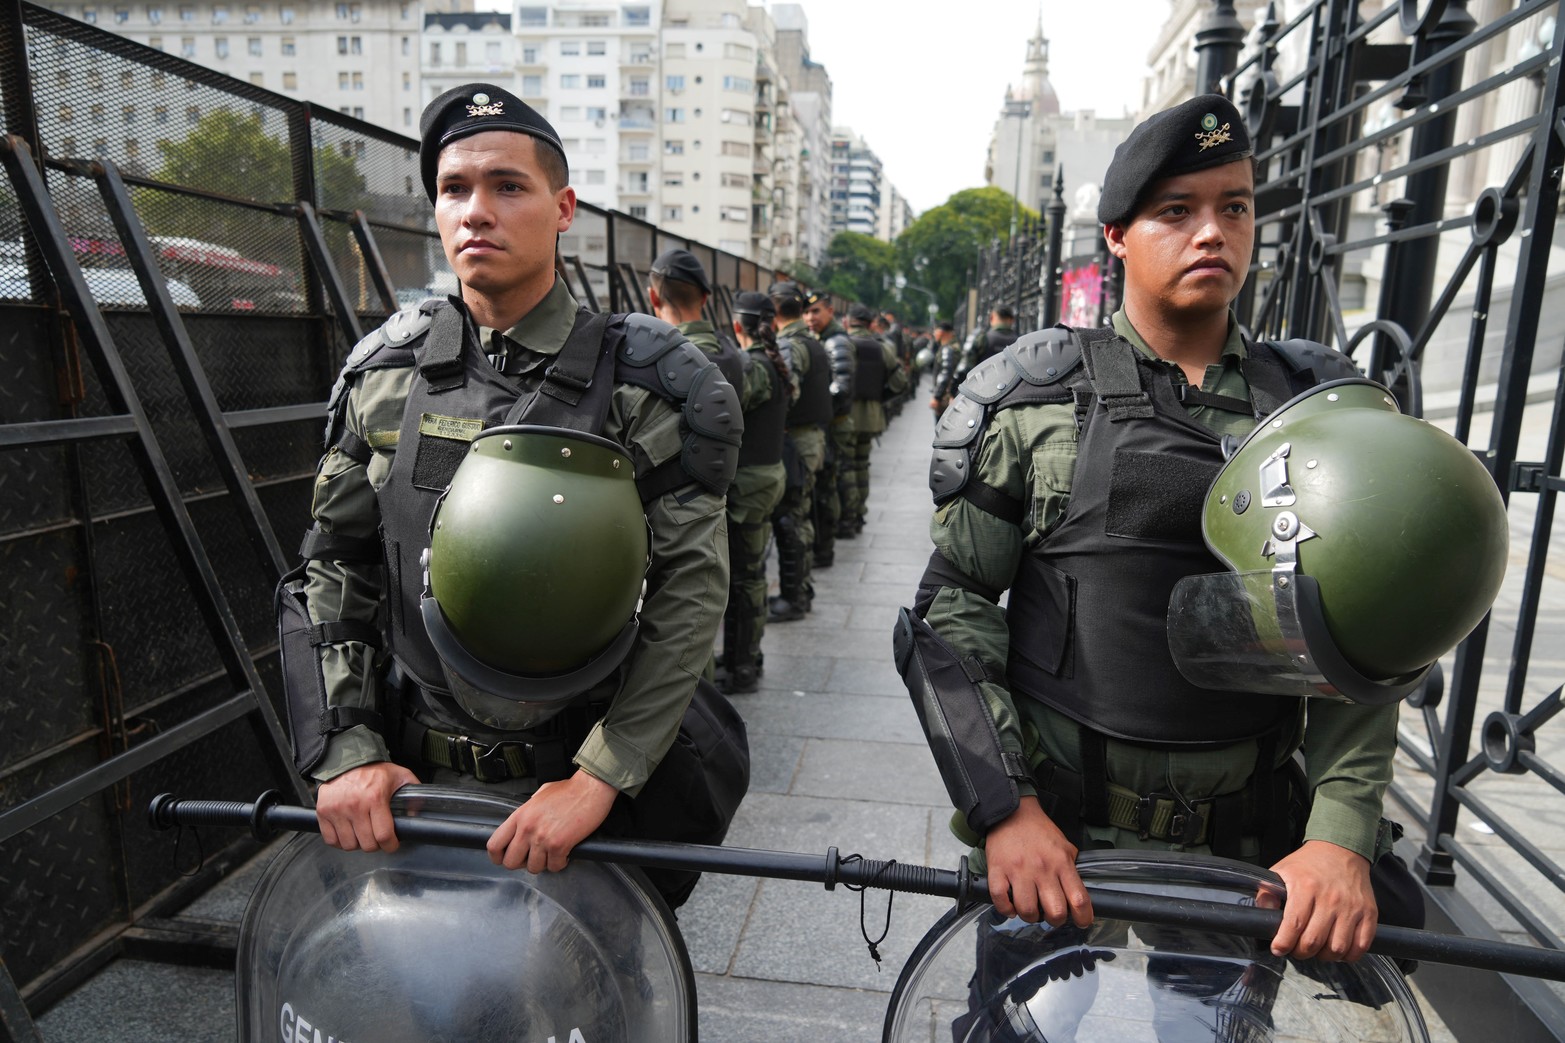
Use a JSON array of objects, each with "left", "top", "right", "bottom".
[
  {"left": 851, "top": 333, "right": 887, "bottom": 401},
  {"left": 785, "top": 332, "right": 833, "bottom": 428},
  {"left": 736, "top": 347, "right": 788, "bottom": 467},
  {"left": 976, "top": 326, "right": 1018, "bottom": 366},
  {"left": 1005, "top": 333, "right": 1308, "bottom": 747}
]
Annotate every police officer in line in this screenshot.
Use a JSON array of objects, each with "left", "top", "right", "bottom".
[
  {"left": 721, "top": 291, "right": 796, "bottom": 692},
  {"left": 766, "top": 280, "right": 833, "bottom": 623},
  {"left": 927, "top": 320, "right": 960, "bottom": 419},
  {"left": 801, "top": 290, "right": 856, "bottom": 569},
  {"left": 896, "top": 93, "right": 1508, "bottom": 961},
  {"left": 840, "top": 302, "right": 909, "bottom": 539},
  {"left": 291, "top": 82, "right": 748, "bottom": 910},
  {"left": 648, "top": 247, "right": 745, "bottom": 392}
]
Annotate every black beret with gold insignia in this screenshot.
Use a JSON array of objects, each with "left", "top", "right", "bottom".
[
  {"left": 1097, "top": 93, "right": 1252, "bottom": 225},
  {"left": 419, "top": 82, "right": 567, "bottom": 202}
]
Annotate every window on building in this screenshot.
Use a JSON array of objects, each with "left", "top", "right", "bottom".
[
  {"left": 177, "top": 3, "right": 192, "bottom": 18},
  {"left": 662, "top": 173, "right": 682, "bottom": 187},
  {"left": 586, "top": 39, "right": 605, "bottom": 55},
  {"left": 336, "top": 35, "right": 348, "bottom": 53},
  {"left": 665, "top": 42, "right": 684, "bottom": 58},
  {"left": 585, "top": 106, "right": 606, "bottom": 121},
  {"left": 243, "top": 3, "right": 259, "bottom": 22},
  {"left": 214, "top": 36, "right": 228, "bottom": 57},
  {"left": 721, "top": 172, "right": 746, "bottom": 188},
  {"left": 723, "top": 42, "right": 750, "bottom": 60},
  {"left": 153, "top": 104, "right": 168, "bottom": 122},
  {"left": 665, "top": 74, "right": 683, "bottom": 91},
  {"left": 560, "top": 106, "right": 581, "bottom": 120},
  {"left": 400, "top": 1, "right": 408, "bottom": 16},
  {"left": 146, "top": 4, "right": 161, "bottom": 21},
  {"left": 560, "top": 74, "right": 581, "bottom": 88},
  {"left": 521, "top": 45, "right": 538, "bottom": 62},
  {"left": 521, "top": 74, "right": 542, "bottom": 95},
  {"left": 81, "top": 6, "right": 98, "bottom": 21},
  {"left": 282, "top": 71, "right": 296, "bottom": 89},
  {"left": 248, "top": 36, "right": 261, "bottom": 54},
  {"left": 401, "top": 35, "right": 409, "bottom": 55},
  {"left": 147, "top": 34, "right": 162, "bottom": 48},
  {"left": 185, "top": 105, "right": 200, "bottom": 124},
  {"left": 560, "top": 39, "right": 580, "bottom": 55},
  {"left": 580, "top": 12, "right": 608, "bottom": 26},
  {"left": 663, "top": 206, "right": 682, "bottom": 221},
  {"left": 401, "top": 70, "right": 410, "bottom": 90},
  {"left": 516, "top": 5, "right": 545, "bottom": 26},
  {"left": 351, "top": 35, "right": 362, "bottom": 53},
  {"left": 403, "top": 106, "right": 411, "bottom": 126},
  {"left": 429, "top": 41, "right": 441, "bottom": 65},
  {"left": 622, "top": 4, "right": 648, "bottom": 26},
  {"left": 278, "top": 3, "right": 292, "bottom": 21},
  {"left": 281, "top": 35, "right": 294, "bottom": 54},
  {"left": 455, "top": 41, "right": 466, "bottom": 65},
  {"left": 627, "top": 143, "right": 648, "bottom": 160},
  {"left": 586, "top": 74, "right": 604, "bottom": 88},
  {"left": 720, "top": 108, "right": 750, "bottom": 125},
  {"left": 722, "top": 76, "right": 752, "bottom": 93},
  {"left": 628, "top": 48, "right": 650, "bottom": 63},
  {"left": 352, "top": 105, "right": 363, "bottom": 118},
  {"left": 338, "top": 72, "right": 349, "bottom": 89},
  {"left": 629, "top": 204, "right": 647, "bottom": 219},
  {"left": 721, "top": 205, "right": 747, "bottom": 221},
  {"left": 114, "top": 7, "right": 129, "bottom": 23},
  {"left": 664, "top": 108, "right": 683, "bottom": 123},
  {"left": 628, "top": 76, "right": 648, "bottom": 96},
  {"left": 211, "top": 4, "right": 227, "bottom": 21},
  {"left": 485, "top": 41, "right": 500, "bottom": 63},
  {"left": 583, "top": 169, "right": 605, "bottom": 185},
  {"left": 721, "top": 140, "right": 750, "bottom": 157},
  {"left": 334, "top": 2, "right": 346, "bottom": 18},
  {"left": 249, "top": 71, "right": 263, "bottom": 84},
  {"left": 352, "top": 71, "right": 363, "bottom": 90},
  {"left": 663, "top": 139, "right": 683, "bottom": 155}
]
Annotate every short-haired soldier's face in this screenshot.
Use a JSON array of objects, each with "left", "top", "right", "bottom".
[
  {"left": 804, "top": 300, "right": 832, "bottom": 334},
  {"left": 1105, "top": 159, "right": 1254, "bottom": 321},
  {"left": 434, "top": 130, "right": 575, "bottom": 301}
]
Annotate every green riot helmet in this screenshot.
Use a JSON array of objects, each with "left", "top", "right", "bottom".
[
  {"left": 1169, "top": 379, "right": 1508, "bottom": 705},
  {"left": 421, "top": 425, "right": 650, "bottom": 730}
]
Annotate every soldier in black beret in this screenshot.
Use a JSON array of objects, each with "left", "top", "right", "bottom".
[
  {"left": 905, "top": 88, "right": 1400, "bottom": 974},
  {"left": 304, "top": 81, "right": 748, "bottom": 911}
]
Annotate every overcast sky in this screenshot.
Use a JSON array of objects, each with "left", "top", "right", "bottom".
[{"left": 791, "top": 0, "right": 1163, "bottom": 213}]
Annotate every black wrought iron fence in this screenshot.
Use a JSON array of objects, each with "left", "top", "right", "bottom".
[
  {"left": 971, "top": 2, "right": 1565, "bottom": 1038},
  {"left": 0, "top": 2, "right": 789, "bottom": 1030}
]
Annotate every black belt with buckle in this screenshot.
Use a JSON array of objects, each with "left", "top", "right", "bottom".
[{"left": 402, "top": 718, "right": 571, "bottom": 783}]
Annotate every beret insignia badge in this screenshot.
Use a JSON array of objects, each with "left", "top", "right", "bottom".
[
  {"left": 466, "top": 93, "right": 504, "bottom": 118},
  {"left": 1195, "top": 113, "right": 1233, "bottom": 151}
]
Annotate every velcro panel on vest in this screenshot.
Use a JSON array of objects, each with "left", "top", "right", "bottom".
[
  {"left": 1081, "top": 333, "right": 1153, "bottom": 420},
  {"left": 419, "top": 304, "right": 468, "bottom": 392},
  {"left": 894, "top": 607, "right": 1023, "bottom": 834},
  {"left": 1104, "top": 449, "right": 1218, "bottom": 541}
]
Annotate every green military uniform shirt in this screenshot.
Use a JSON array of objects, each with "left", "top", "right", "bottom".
[
  {"left": 306, "top": 279, "right": 730, "bottom": 796},
  {"left": 925, "top": 309, "right": 1398, "bottom": 864}
]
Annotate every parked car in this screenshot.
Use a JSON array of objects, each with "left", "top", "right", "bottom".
[{"left": 0, "top": 263, "right": 202, "bottom": 307}]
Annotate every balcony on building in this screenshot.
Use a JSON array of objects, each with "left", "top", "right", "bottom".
[{"left": 618, "top": 103, "right": 655, "bottom": 132}]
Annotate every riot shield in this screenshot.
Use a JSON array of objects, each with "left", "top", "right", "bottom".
[
  {"left": 236, "top": 786, "right": 696, "bottom": 1042},
  {"left": 884, "top": 850, "right": 1429, "bottom": 1043}
]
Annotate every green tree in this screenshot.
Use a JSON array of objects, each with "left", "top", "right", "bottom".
[
  {"left": 819, "top": 230, "right": 897, "bottom": 309},
  {"left": 895, "top": 186, "right": 1035, "bottom": 320},
  {"left": 139, "top": 110, "right": 366, "bottom": 279}
]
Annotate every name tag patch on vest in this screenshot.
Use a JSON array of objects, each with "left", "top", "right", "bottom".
[
  {"left": 419, "top": 413, "right": 484, "bottom": 442},
  {"left": 413, "top": 414, "right": 484, "bottom": 492}
]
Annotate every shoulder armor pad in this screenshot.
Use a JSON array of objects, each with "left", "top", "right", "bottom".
[
  {"left": 929, "top": 393, "right": 989, "bottom": 502},
  {"left": 1267, "top": 337, "right": 1361, "bottom": 382},
  {"left": 1007, "top": 327, "right": 1083, "bottom": 385},
  {"left": 958, "top": 352, "right": 1023, "bottom": 405},
  {"left": 932, "top": 391, "right": 985, "bottom": 450},
  {"left": 617, "top": 312, "right": 687, "bottom": 367},
  {"left": 681, "top": 363, "right": 743, "bottom": 494}
]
